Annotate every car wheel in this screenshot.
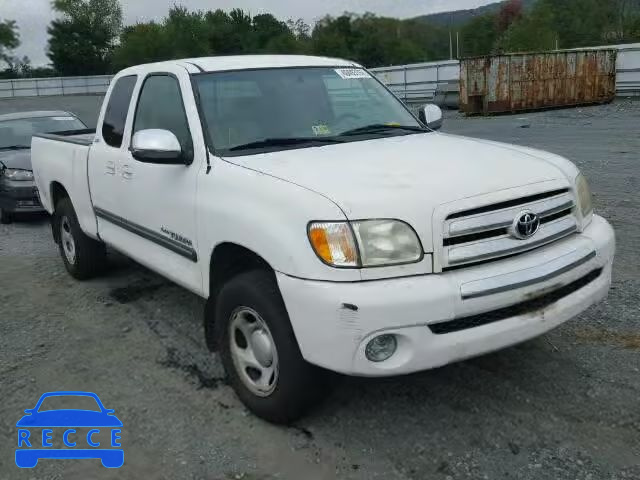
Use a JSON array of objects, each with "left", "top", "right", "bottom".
[
  {"left": 216, "top": 270, "right": 328, "bottom": 424},
  {"left": 0, "top": 207, "right": 13, "bottom": 224},
  {"left": 55, "top": 197, "right": 107, "bottom": 280}
]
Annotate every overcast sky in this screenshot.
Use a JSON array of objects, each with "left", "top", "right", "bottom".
[{"left": 4, "top": 0, "right": 498, "bottom": 66}]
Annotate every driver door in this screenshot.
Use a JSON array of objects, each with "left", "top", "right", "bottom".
[{"left": 109, "top": 67, "right": 205, "bottom": 294}]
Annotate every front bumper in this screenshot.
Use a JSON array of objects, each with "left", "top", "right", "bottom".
[
  {"left": 277, "top": 215, "right": 615, "bottom": 376},
  {"left": 0, "top": 179, "right": 44, "bottom": 213}
]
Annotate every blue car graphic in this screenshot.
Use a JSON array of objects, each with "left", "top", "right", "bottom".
[{"left": 16, "top": 391, "right": 123, "bottom": 468}]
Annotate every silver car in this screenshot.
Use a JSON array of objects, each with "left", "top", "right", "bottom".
[{"left": 0, "top": 111, "right": 87, "bottom": 223}]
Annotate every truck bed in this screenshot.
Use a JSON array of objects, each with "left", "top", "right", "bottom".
[{"left": 31, "top": 129, "right": 99, "bottom": 239}]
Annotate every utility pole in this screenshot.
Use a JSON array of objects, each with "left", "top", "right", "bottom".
[
  {"left": 456, "top": 31, "right": 460, "bottom": 59},
  {"left": 449, "top": 12, "right": 454, "bottom": 60},
  {"left": 449, "top": 31, "right": 453, "bottom": 60}
]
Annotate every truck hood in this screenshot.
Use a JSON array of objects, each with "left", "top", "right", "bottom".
[
  {"left": 0, "top": 149, "right": 32, "bottom": 170},
  {"left": 226, "top": 133, "right": 575, "bottom": 251}
]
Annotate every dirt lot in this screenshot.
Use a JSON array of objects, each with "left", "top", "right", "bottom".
[{"left": 1, "top": 95, "right": 639, "bottom": 480}]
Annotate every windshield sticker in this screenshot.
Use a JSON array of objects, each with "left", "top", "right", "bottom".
[
  {"left": 51, "top": 117, "right": 76, "bottom": 121},
  {"left": 312, "top": 125, "right": 331, "bottom": 136},
  {"left": 334, "top": 68, "right": 371, "bottom": 80}
]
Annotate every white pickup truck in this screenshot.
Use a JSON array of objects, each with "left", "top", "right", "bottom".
[{"left": 32, "top": 55, "right": 615, "bottom": 423}]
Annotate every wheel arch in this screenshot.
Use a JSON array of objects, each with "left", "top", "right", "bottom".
[
  {"left": 205, "top": 242, "right": 276, "bottom": 351},
  {"left": 50, "top": 181, "right": 71, "bottom": 244}
]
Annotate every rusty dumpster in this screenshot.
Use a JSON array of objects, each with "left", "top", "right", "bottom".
[{"left": 460, "top": 49, "right": 617, "bottom": 115}]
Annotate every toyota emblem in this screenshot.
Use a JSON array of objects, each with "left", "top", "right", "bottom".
[{"left": 511, "top": 210, "right": 540, "bottom": 240}]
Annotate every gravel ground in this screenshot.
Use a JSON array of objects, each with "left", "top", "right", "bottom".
[{"left": 0, "top": 95, "right": 639, "bottom": 480}]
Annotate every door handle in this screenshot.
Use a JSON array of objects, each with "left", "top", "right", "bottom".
[
  {"left": 105, "top": 160, "right": 116, "bottom": 175},
  {"left": 122, "top": 164, "right": 134, "bottom": 180}
]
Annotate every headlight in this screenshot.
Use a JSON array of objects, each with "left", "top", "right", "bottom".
[
  {"left": 308, "top": 219, "right": 423, "bottom": 268},
  {"left": 3, "top": 168, "right": 34, "bottom": 181},
  {"left": 308, "top": 222, "right": 358, "bottom": 267},
  {"left": 575, "top": 173, "right": 593, "bottom": 221}
]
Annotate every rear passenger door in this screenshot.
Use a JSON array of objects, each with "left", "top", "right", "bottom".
[
  {"left": 88, "top": 74, "right": 137, "bottom": 243},
  {"left": 110, "top": 68, "right": 205, "bottom": 294}
]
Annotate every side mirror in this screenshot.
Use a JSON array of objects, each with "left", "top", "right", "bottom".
[
  {"left": 418, "top": 104, "right": 443, "bottom": 131},
  {"left": 131, "top": 129, "right": 184, "bottom": 164}
]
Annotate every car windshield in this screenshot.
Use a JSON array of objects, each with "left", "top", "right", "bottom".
[
  {"left": 0, "top": 115, "right": 86, "bottom": 149},
  {"left": 193, "top": 67, "right": 427, "bottom": 156},
  {"left": 37, "top": 395, "right": 101, "bottom": 412}
]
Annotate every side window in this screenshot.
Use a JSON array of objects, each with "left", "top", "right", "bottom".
[
  {"left": 102, "top": 75, "right": 137, "bottom": 148},
  {"left": 133, "top": 75, "right": 192, "bottom": 156}
]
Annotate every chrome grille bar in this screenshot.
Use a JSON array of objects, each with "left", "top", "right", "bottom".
[
  {"left": 439, "top": 188, "right": 579, "bottom": 269},
  {"left": 447, "top": 216, "right": 578, "bottom": 266},
  {"left": 446, "top": 192, "right": 575, "bottom": 238}
]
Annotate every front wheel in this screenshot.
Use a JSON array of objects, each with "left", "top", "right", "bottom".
[
  {"left": 216, "top": 270, "right": 328, "bottom": 424},
  {"left": 54, "top": 197, "right": 107, "bottom": 280}
]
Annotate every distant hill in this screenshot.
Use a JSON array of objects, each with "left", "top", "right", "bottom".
[{"left": 414, "top": 0, "right": 537, "bottom": 27}]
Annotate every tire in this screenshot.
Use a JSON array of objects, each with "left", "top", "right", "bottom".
[
  {"left": 215, "top": 270, "right": 327, "bottom": 424},
  {"left": 0, "top": 207, "right": 13, "bottom": 224},
  {"left": 54, "top": 197, "right": 107, "bottom": 280}
]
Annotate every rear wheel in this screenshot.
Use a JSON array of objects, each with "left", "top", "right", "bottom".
[
  {"left": 215, "top": 270, "right": 328, "bottom": 424},
  {"left": 0, "top": 207, "right": 13, "bottom": 224},
  {"left": 55, "top": 197, "right": 107, "bottom": 280}
]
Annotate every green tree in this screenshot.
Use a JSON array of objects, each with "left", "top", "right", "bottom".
[
  {"left": 286, "top": 19, "right": 312, "bottom": 53},
  {"left": 112, "top": 22, "right": 168, "bottom": 70},
  {"left": 312, "top": 15, "right": 355, "bottom": 60},
  {"left": 402, "top": 19, "right": 449, "bottom": 60},
  {"left": 628, "top": 13, "right": 640, "bottom": 39},
  {"left": 287, "top": 19, "right": 311, "bottom": 40},
  {"left": 0, "top": 19, "right": 20, "bottom": 66},
  {"left": 310, "top": 13, "right": 450, "bottom": 66},
  {"left": 252, "top": 14, "right": 291, "bottom": 51},
  {"left": 496, "top": 8, "right": 557, "bottom": 52},
  {"left": 203, "top": 10, "right": 232, "bottom": 54},
  {"left": 350, "top": 15, "right": 424, "bottom": 67},
  {"left": 162, "top": 6, "right": 209, "bottom": 58},
  {"left": 460, "top": 14, "right": 499, "bottom": 57},
  {"left": 47, "top": 0, "right": 123, "bottom": 75}
]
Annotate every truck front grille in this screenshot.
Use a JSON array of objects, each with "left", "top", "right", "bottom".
[
  {"left": 428, "top": 268, "right": 602, "bottom": 335},
  {"left": 441, "top": 189, "right": 578, "bottom": 270}
]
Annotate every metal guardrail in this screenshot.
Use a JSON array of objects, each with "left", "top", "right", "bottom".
[
  {"left": 0, "top": 75, "right": 113, "bottom": 98},
  {"left": 371, "top": 60, "right": 460, "bottom": 104}
]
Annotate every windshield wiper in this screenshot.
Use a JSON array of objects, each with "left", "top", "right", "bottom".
[
  {"left": 228, "top": 137, "right": 344, "bottom": 152},
  {"left": 338, "top": 124, "right": 428, "bottom": 137},
  {"left": 0, "top": 145, "right": 30, "bottom": 150}
]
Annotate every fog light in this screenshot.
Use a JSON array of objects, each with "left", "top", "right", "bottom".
[{"left": 365, "top": 334, "right": 397, "bottom": 362}]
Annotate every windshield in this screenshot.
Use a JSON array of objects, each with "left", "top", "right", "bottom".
[
  {"left": 0, "top": 115, "right": 86, "bottom": 149},
  {"left": 193, "top": 67, "right": 426, "bottom": 156}
]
